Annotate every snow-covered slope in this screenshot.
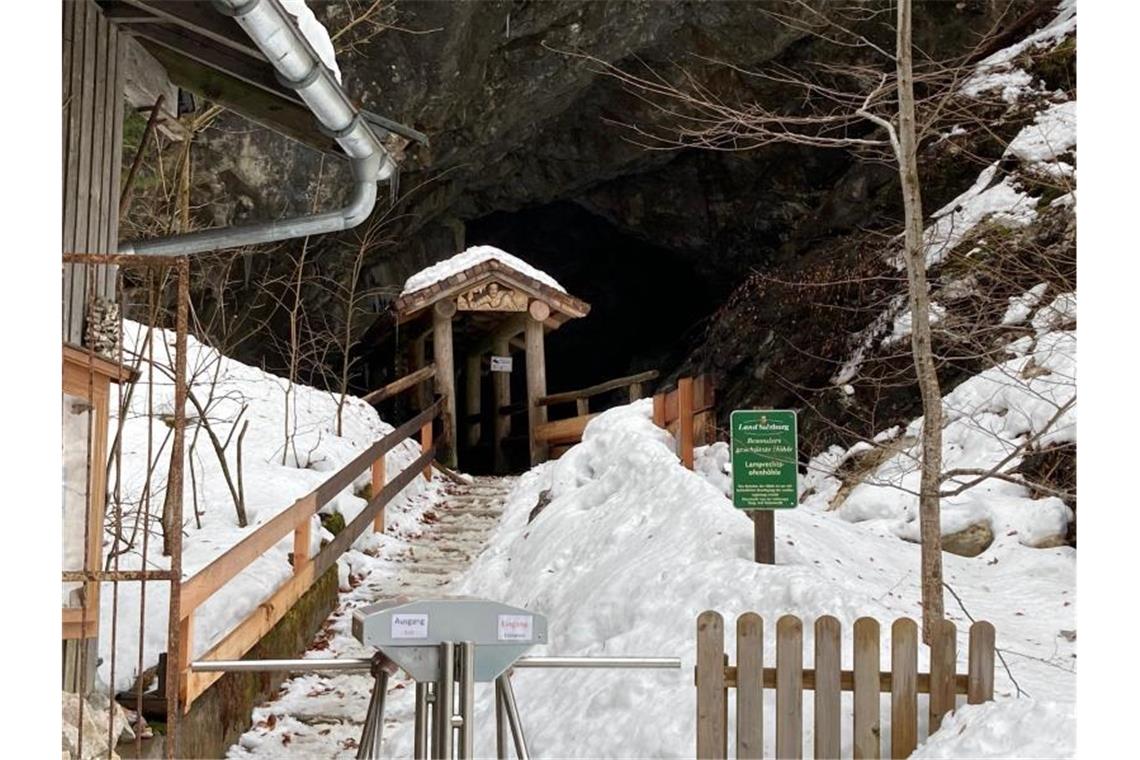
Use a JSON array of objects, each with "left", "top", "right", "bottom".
[{"left": 95, "top": 322, "right": 432, "bottom": 693}]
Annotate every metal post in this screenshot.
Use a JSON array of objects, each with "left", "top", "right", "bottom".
[
  {"left": 435, "top": 642, "right": 455, "bottom": 759},
  {"left": 356, "top": 670, "right": 389, "bottom": 760},
  {"left": 458, "top": 642, "right": 476, "bottom": 758},
  {"left": 414, "top": 682, "right": 430, "bottom": 759},
  {"left": 495, "top": 680, "right": 509, "bottom": 759},
  {"left": 497, "top": 672, "right": 531, "bottom": 760}
]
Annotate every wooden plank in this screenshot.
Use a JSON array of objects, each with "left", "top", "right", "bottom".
[
  {"left": 776, "top": 615, "right": 803, "bottom": 759},
  {"left": 736, "top": 613, "right": 764, "bottom": 760},
  {"left": 118, "top": 0, "right": 266, "bottom": 60},
  {"left": 361, "top": 365, "right": 436, "bottom": 405},
  {"left": 722, "top": 665, "right": 969, "bottom": 695},
  {"left": 183, "top": 564, "right": 316, "bottom": 708},
  {"left": 493, "top": 336, "right": 511, "bottom": 474},
  {"left": 679, "top": 377, "right": 695, "bottom": 469},
  {"left": 967, "top": 621, "right": 995, "bottom": 705},
  {"left": 105, "top": 20, "right": 124, "bottom": 296},
  {"left": 695, "top": 611, "right": 727, "bottom": 759},
  {"left": 813, "top": 616, "right": 841, "bottom": 760},
  {"left": 853, "top": 617, "right": 881, "bottom": 759},
  {"left": 575, "top": 398, "right": 589, "bottom": 416},
  {"left": 87, "top": 9, "right": 108, "bottom": 261},
  {"left": 371, "top": 454, "right": 387, "bottom": 532},
  {"left": 537, "top": 370, "right": 659, "bottom": 406},
  {"left": 629, "top": 382, "right": 643, "bottom": 401},
  {"left": 535, "top": 414, "right": 599, "bottom": 445},
  {"left": 421, "top": 422, "right": 433, "bottom": 480},
  {"left": 928, "top": 620, "right": 957, "bottom": 732},
  {"left": 433, "top": 303, "right": 457, "bottom": 467},
  {"left": 293, "top": 515, "right": 311, "bottom": 572},
  {"left": 525, "top": 315, "right": 548, "bottom": 465},
  {"left": 891, "top": 618, "right": 918, "bottom": 759},
  {"left": 652, "top": 393, "right": 666, "bottom": 427}
]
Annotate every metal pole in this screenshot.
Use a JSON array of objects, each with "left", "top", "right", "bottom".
[
  {"left": 495, "top": 680, "right": 509, "bottom": 760},
  {"left": 458, "top": 642, "right": 475, "bottom": 759},
  {"left": 414, "top": 682, "right": 430, "bottom": 759},
  {"left": 188, "top": 655, "right": 682, "bottom": 673},
  {"left": 356, "top": 670, "right": 389, "bottom": 760},
  {"left": 497, "top": 672, "right": 530, "bottom": 760},
  {"left": 512, "top": 656, "right": 682, "bottom": 669},
  {"left": 435, "top": 642, "right": 455, "bottom": 760}
]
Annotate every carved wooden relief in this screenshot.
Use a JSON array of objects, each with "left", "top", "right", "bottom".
[{"left": 456, "top": 281, "right": 529, "bottom": 312}]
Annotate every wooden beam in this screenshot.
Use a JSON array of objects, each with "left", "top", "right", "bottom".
[
  {"left": 538, "top": 370, "right": 659, "bottom": 407},
  {"left": 535, "top": 414, "right": 598, "bottom": 445},
  {"left": 492, "top": 336, "right": 511, "bottom": 474},
  {"left": 361, "top": 364, "right": 436, "bottom": 405},
  {"left": 718, "top": 663, "right": 971, "bottom": 695},
  {"left": 465, "top": 353, "right": 482, "bottom": 448},
  {"left": 433, "top": 301, "right": 457, "bottom": 467},
  {"left": 117, "top": 0, "right": 266, "bottom": 60},
  {"left": 525, "top": 310, "right": 548, "bottom": 465}
]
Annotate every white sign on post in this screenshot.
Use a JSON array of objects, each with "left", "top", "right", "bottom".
[
  {"left": 490, "top": 356, "right": 513, "bottom": 373},
  {"left": 496, "top": 614, "right": 534, "bottom": 641},
  {"left": 390, "top": 613, "right": 429, "bottom": 639}
]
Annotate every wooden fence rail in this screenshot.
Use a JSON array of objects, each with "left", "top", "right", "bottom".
[
  {"left": 176, "top": 382, "right": 445, "bottom": 710},
  {"left": 696, "top": 612, "right": 995, "bottom": 759}
]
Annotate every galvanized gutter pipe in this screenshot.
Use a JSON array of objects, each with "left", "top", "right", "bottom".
[{"left": 119, "top": 0, "right": 396, "bottom": 256}]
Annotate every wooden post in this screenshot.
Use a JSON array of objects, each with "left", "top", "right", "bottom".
[
  {"left": 678, "top": 377, "right": 694, "bottom": 469},
  {"left": 967, "top": 621, "right": 995, "bottom": 705},
  {"left": 736, "top": 613, "right": 763, "bottom": 760},
  {"left": 493, "top": 336, "right": 511, "bottom": 474},
  {"left": 465, "top": 353, "right": 482, "bottom": 448},
  {"left": 652, "top": 393, "right": 666, "bottom": 427},
  {"left": 293, "top": 516, "right": 311, "bottom": 570},
  {"left": 776, "top": 615, "right": 803, "bottom": 760},
  {"left": 371, "top": 454, "right": 387, "bottom": 532},
  {"left": 752, "top": 511, "right": 775, "bottom": 564},
  {"left": 629, "top": 382, "right": 643, "bottom": 401},
  {"left": 421, "top": 421, "right": 433, "bottom": 481},
  {"left": 813, "top": 616, "right": 842, "bottom": 760},
  {"left": 432, "top": 300, "right": 457, "bottom": 468},
  {"left": 411, "top": 334, "right": 427, "bottom": 411},
  {"left": 576, "top": 398, "right": 589, "bottom": 417},
  {"left": 929, "top": 620, "right": 958, "bottom": 732},
  {"left": 525, "top": 300, "right": 550, "bottom": 466},
  {"left": 695, "top": 611, "right": 726, "bottom": 759},
  {"left": 853, "top": 617, "right": 881, "bottom": 759},
  {"left": 891, "top": 618, "right": 919, "bottom": 759}
]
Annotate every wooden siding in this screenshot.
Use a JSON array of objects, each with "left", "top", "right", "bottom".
[{"left": 63, "top": 0, "right": 124, "bottom": 345}]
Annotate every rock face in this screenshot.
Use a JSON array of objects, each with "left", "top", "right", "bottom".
[{"left": 175, "top": 0, "right": 1027, "bottom": 379}]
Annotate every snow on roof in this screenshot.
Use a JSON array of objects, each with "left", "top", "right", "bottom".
[
  {"left": 401, "top": 245, "right": 567, "bottom": 296},
  {"left": 280, "top": 0, "right": 342, "bottom": 84}
]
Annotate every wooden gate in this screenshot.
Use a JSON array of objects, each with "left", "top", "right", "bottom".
[{"left": 695, "top": 612, "right": 996, "bottom": 759}]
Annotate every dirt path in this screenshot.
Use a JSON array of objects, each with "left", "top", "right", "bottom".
[{"left": 228, "top": 475, "right": 514, "bottom": 758}]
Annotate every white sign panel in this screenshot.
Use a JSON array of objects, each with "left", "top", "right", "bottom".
[
  {"left": 391, "top": 613, "right": 429, "bottom": 639},
  {"left": 497, "top": 614, "right": 534, "bottom": 641},
  {"left": 490, "top": 356, "right": 513, "bottom": 373}
]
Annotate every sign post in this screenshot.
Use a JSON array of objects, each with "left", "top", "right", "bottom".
[{"left": 730, "top": 410, "right": 799, "bottom": 564}]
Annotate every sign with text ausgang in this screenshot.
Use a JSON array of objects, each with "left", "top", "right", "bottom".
[{"left": 730, "top": 410, "right": 798, "bottom": 509}]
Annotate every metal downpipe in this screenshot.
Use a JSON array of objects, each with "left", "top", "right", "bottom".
[{"left": 118, "top": 0, "right": 394, "bottom": 257}]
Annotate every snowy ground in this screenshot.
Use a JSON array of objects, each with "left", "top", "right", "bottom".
[{"left": 91, "top": 324, "right": 432, "bottom": 694}]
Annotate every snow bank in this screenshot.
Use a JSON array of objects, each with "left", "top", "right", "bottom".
[
  {"left": 962, "top": 0, "right": 1076, "bottom": 102},
  {"left": 401, "top": 245, "right": 567, "bottom": 296},
  {"left": 96, "top": 322, "right": 430, "bottom": 693},
  {"left": 912, "top": 698, "right": 1076, "bottom": 759}
]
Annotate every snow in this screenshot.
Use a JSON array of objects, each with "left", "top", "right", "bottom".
[
  {"left": 911, "top": 699, "right": 1076, "bottom": 759},
  {"left": 96, "top": 321, "right": 431, "bottom": 693},
  {"left": 1007, "top": 101, "right": 1077, "bottom": 166},
  {"left": 1001, "top": 283, "right": 1049, "bottom": 326},
  {"left": 962, "top": 0, "right": 1076, "bottom": 103},
  {"left": 280, "top": 0, "right": 342, "bottom": 84},
  {"left": 884, "top": 302, "right": 947, "bottom": 345},
  {"left": 400, "top": 245, "right": 567, "bottom": 296}
]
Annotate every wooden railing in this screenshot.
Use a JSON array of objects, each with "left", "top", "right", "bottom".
[
  {"left": 176, "top": 384, "right": 444, "bottom": 710},
  {"left": 534, "top": 370, "right": 659, "bottom": 458},
  {"left": 652, "top": 374, "right": 715, "bottom": 469},
  {"left": 696, "top": 612, "right": 996, "bottom": 759}
]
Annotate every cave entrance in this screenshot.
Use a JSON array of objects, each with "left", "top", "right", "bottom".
[{"left": 390, "top": 250, "right": 590, "bottom": 474}]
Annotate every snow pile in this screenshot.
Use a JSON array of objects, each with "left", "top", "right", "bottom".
[
  {"left": 401, "top": 245, "right": 567, "bottom": 296},
  {"left": 96, "top": 322, "right": 431, "bottom": 693},
  {"left": 280, "top": 0, "right": 342, "bottom": 84},
  {"left": 911, "top": 698, "right": 1076, "bottom": 759},
  {"left": 962, "top": 0, "right": 1076, "bottom": 102},
  {"left": 352, "top": 401, "right": 1072, "bottom": 758}
]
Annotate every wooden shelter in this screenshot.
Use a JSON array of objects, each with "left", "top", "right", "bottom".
[{"left": 392, "top": 255, "right": 590, "bottom": 470}]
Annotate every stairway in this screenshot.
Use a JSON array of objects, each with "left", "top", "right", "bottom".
[{"left": 229, "top": 474, "right": 514, "bottom": 758}]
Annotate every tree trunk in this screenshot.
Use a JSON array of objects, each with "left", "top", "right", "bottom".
[{"left": 896, "top": 0, "right": 944, "bottom": 644}]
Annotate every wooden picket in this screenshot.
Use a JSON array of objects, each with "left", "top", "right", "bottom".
[{"left": 695, "top": 612, "right": 996, "bottom": 759}]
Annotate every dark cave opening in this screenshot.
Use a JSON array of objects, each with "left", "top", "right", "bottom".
[{"left": 436, "top": 200, "right": 724, "bottom": 473}]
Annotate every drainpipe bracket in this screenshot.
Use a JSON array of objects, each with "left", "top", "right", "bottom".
[
  {"left": 275, "top": 63, "right": 324, "bottom": 93},
  {"left": 212, "top": 0, "right": 259, "bottom": 18}
]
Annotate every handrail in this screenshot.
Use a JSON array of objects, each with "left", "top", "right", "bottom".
[
  {"left": 537, "top": 370, "right": 659, "bottom": 407},
  {"left": 362, "top": 364, "right": 436, "bottom": 405},
  {"left": 180, "top": 396, "right": 444, "bottom": 615}
]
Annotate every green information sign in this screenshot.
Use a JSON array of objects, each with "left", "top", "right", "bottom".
[{"left": 730, "top": 410, "right": 799, "bottom": 509}]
